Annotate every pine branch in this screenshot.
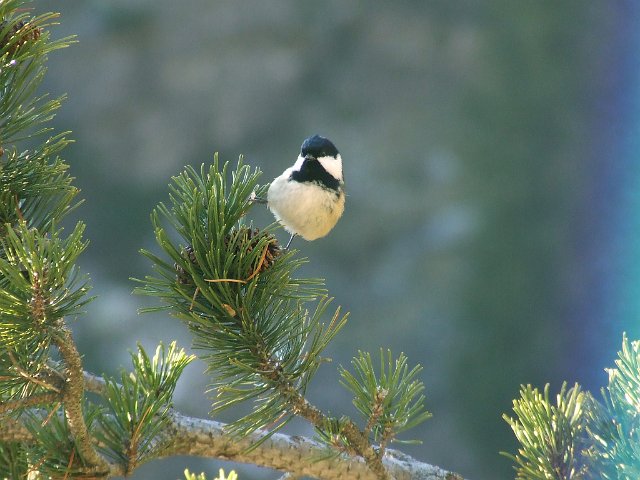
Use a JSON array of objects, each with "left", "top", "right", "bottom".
[
  {"left": 582, "top": 334, "right": 640, "bottom": 479},
  {"left": 503, "top": 335, "right": 640, "bottom": 480},
  {"left": 4, "top": 358, "right": 454, "bottom": 479},
  {"left": 0, "top": 3, "right": 458, "bottom": 478},
  {"left": 0, "top": 404, "right": 465, "bottom": 480},
  {"left": 53, "top": 319, "right": 110, "bottom": 475},
  {"left": 161, "top": 412, "right": 462, "bottom": 480},
  {"left": 135, "top": 159, "right": 441, "bottom": 478},
  {"left": 0, "top": 2, "right": 108, "bottom": 475},
  {"left": 93, "top": 342, "right": 194, "bottom": 475},
  {"left": 503, "top": 382, "right": 590, "bottom": 480},
  {"left": 0, "top": 2, "right": 78, "bottom": 236},
  {"left": 84, "top": 366, "right": 434, "bottom": 479},
  {"left": 273, "top": 377, "right": 390, "bottom": 480},
  {"left": 0, "top": 390, "right": 59, "bottom": 415}
]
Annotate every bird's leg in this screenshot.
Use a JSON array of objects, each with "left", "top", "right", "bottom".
[{"left": 285, "top": 233, "right": 297, "bottom": 250}]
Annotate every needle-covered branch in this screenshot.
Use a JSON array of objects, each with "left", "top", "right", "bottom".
[
  {"left": 0, "top": 1, "right": 78, "bottom": 236},
  {"left": 1, "top": 397, "right": 465, "bottom": 480},
  {"left": 135, "top": 159, "right": 434, "bottom": 479},
  {"left": 159, "top": 411, "right": 463, "bottom": 480},
  {"left": 502, "top": 335, "right": 640, "bottom": 480},
  {"left": 94, "top": 342, "right": 194, "bottom": 475},
  {"left": 0, "top": 2, "right": 454, "bottom": 479}
]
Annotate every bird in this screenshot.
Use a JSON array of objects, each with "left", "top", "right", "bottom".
[{"left": 266, "top": 135, "right": 345, "bottom": 249}]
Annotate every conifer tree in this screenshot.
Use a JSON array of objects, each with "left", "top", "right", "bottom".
[
  {"left": 0, "top": 3, "right": 451, "bottom": 479},
  {"left": 3, "top": 3, "right": 640, "bottom": 480},
  {"left": 503, "top": 335, "right": 640, "bottom": 480}
]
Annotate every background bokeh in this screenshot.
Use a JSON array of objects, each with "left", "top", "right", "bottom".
[{"left": 34, "top": 1, "right": 640, "bottom": 479}]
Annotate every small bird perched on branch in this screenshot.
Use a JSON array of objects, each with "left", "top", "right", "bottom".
[{"left": 266, "top": 135, "right": 345, "bottom": 249}]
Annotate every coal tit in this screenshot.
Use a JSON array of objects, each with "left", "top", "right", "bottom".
[{"left": 267, "top": 135, "right": 345, "bottom": 248}]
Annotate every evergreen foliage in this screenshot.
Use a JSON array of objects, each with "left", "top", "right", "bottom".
[
  {"left": 339, "top": 349, "right": 432, "bottom": 447},
  {"left": 95, "top": 342, "right": 193, "bottom": 473},
  {"left": 0, "top": 1, "right": 77, "bottom": 236},
  {"left": 504, "top": 335, "right": 640, "bottom": 480},
  {"left": 21, "top": 404, "right": 104, "bottom": 479},
  {"left": 185, "top": 468, "right": 238, "bottom": 480},
  {"left": 4, "top": 2, "right": 640, "bottom": 479},
  {"left": 0, "top": 3, "right": 432, "bottom": 478},
  {"left": 503, "top": 383, "right": 588, "bottom": 479},
  {"left": 135, "top": 159, "right": 349, "bottom": 439},
  {"left": 583, "top": 335, "right": 640, "bottom": 479},
  {"left": 0, "top": 2, "right": 198, "bottom": 478}
]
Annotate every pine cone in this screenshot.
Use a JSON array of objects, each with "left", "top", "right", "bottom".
[
  {"left": 0, "top": 20, "right": 41, "bottom": 54},
  {"left": 225, "top": 227, "right": 281, "bottom": 276},
  {"left": 175, "top": 229, "right": 281, "bottom": 285},
  {"left": 175, "top": 245, "right": 197, "bottom": 285}
]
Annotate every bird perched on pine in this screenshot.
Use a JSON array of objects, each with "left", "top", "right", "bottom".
[{"left": 266, "top": 135, "right": 345, "bottom": 248}]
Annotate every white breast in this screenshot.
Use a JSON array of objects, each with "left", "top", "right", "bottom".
[{"left": 267, "top": 171, "right": 345, "bottom": 241}]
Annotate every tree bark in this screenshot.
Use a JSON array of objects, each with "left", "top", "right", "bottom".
[{"left": 159, "top": 412, "right": 465, "bottom": 480}]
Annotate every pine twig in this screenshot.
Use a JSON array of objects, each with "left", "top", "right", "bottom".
[
  {"left": 160, "top": 411, "right": 463, "bottom": 480},
  {"left": 53, "top": 319, "right": 110, "bottom": 475},
  {"left": 277, "top": 379, "right": 390, "bottom": 480},
  {"left": 248, "top": 335, "right": 390, "bottom": 479},
  {"left": 83, "top": 370, "right": 108, "bottom": 396},
  {"left": 0, "top": 391, "right": 60, "bottom": 415},
  {"left": 6, "top": 348, "right": 63, "bottom": 392}
]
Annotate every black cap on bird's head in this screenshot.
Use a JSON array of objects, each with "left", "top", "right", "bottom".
[
  {"left": 290, "top": 134, "right": 343, "bottom": 189},
  {"left": 301, "top": 135, "right": 339, "bottom": 159}
]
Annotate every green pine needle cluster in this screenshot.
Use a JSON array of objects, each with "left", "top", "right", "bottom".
[
  {"left": 0, "top": 0, "right": 85, "bottom": 407},
  {"left": 185, "top": 468, "right": 239, "bottom": 480},
  {"left": 21, "top": 404, "right": 104, "bottom": 479},
  {"left": 0, "top": 1, "right": 78, "bottom": 236},
  {"left": 96, "top": 342, "right": 194, "bottom": 472},
  {"left": 136, "top": 159, "right": 323, "bottom": 319},
  {"left": 504, "top": 335, "right": 640, "bottom": 480},
  {"left": 0, "top": 443, "right": 28, "bottom": 480},
  {"left": 136, "top": 158, "right": 350, "bottom": 438},
  {"left": 0, "top": 222, "right": 91, "bottom": 338},
  {"left": 503, "top": 382, "right": 588, "bottom": 479},
  {"left": 0, "top": 3, "right": 196, "bottom": 477},
  {"left": 584, "top": 335, "right": 640, "bottom": 479},
  {"left": 339, "top": 349, "right": 432, "bottom": 446},
  {"left": 0, "top": 222, "right": 90, "bottom": 404}
]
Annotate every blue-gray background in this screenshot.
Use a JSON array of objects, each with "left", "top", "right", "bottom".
[{"left": 36, "top": 2, "right": 640, "bottom": 479}]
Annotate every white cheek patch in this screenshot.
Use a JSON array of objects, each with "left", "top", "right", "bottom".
[
  {"left": 291, "top": 155, "right": 305, "bottom": 172},
  {"left": 317, "top": 153, "right": 343, "bottom": 181}
]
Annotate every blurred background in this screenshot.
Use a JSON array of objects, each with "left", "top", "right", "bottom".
[{"left": 34, "top": 1, "right": 640, "bottom": 479}]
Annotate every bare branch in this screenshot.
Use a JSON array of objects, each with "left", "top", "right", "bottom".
[{"left": 83, "top": 370, "right": 108, "bottom": 396}]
